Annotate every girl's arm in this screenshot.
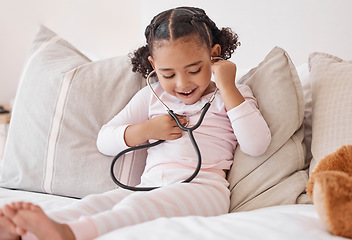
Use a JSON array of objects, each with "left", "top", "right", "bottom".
[
  {"left": 97, "top": 85, "right": 187, "bottom": 156},
  {"left": 228, "top": 84, "right": 271, "bottom": 156},
  {"left": 212, "top": 60, "right": 271, "bottom": 156},
  {"left": 96, "top": 86, "right": 151, "bottom": 156},
  {"left": 211, "top": 60, "right": 244, "bottom": 111}
]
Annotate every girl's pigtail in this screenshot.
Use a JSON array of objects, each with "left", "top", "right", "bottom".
[
  {"left": 130, "top": 45, "right": 153, "bottom": 79},
  {"left": 193, "top": 11, "right": 240, "bottom": 60},
  {"left": 215, "top": 27, "right": 241, "bottom": 60}
]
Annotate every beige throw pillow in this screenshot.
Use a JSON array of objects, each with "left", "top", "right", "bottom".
[
  {"left": 228, "top": 47, "right": 310, "bottom": 212},
  {"left": 0, "top": 26, "right": 146, "bottom": 198},
  {"left": 309, "top": 52, "right": 352, "bottom": 173}
]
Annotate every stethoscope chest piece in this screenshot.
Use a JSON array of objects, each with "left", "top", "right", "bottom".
[{"left": 175, "top": 113, "right": 189, "bottom": 127}]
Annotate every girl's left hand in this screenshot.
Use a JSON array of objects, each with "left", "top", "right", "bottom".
[
  {"left": 211, "top": 60, "right": 237, "bottom": 91},
  {"left": 211, "top": 59, "right": 244, "bottom": 111}
]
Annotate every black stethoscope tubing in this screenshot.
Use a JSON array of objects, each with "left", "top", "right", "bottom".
[{"left": 110, "top": 102, "right": 211, "bottom": 191}]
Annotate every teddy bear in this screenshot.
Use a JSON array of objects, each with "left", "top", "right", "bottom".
[{"left": 306, "top": 145, "right": 352, "bottom": 239}]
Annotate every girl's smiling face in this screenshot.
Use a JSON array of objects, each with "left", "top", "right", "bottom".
[{"left": 148, "top": 36, "right": 220, "bottom": 105}]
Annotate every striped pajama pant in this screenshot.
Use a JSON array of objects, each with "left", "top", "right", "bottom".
[{"left": 27, "top": 168, "right": 230, "bottom": 240}]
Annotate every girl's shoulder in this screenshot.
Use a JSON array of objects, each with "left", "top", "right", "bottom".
[
  {"left": 136, "top": 82, "right": 161, "bottom": 97},
  {"left": 235, "top": 83, "right": 254, "bottom": 98}
]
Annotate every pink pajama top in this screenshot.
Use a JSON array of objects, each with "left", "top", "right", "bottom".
[{"left": 97, "top": 83, "right": 271, "bottom": 173}]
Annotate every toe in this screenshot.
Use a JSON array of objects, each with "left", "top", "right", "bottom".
[
  {"left": 15, "top": 226, "right": 27, "bottom": 236},
  {"left": 22, "top": 202, "right": 32, "bottom": 210},
  {"left": 3, "top": 205, "right": 17, "bottom": 218}
]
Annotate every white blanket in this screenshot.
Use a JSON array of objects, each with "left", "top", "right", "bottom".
[
  {"left": 97, "top": 204, "right": 345, "bottom": 240},
  {"left": 0, "top": 187, "right": 77, "bottom": 210},
  {"left": 0, "top": 187, "right": 346, "bottom": 240}
]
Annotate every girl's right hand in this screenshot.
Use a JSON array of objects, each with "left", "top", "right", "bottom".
[
  {"left": 124, "top": 114, "right": 188, "bottom": 147},
  {"left": 146, "top": 114, "right": 188, "bottom": 140}
]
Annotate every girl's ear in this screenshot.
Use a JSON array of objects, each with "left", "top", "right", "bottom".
[
  {"left": 211, "top": 44, "right": 221, "bottom": 58},
  {"left": 148, "top": 56, "right": 155, "bottom": 69}
]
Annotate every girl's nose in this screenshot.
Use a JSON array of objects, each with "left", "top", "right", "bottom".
[{"left": 176, "top": 75, "right": 190, "bottom": 88}]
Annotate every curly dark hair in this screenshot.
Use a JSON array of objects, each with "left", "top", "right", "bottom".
[{"left": 130, "top": 6, "right": 240, "bottom": 78}]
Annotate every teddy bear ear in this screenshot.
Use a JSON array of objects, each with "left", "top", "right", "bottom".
[
  {"left": 306, "top": 145, "right": 352, "bottom": 198},
  {"left": 312, "top": 145, "right": 352, "bottom": 175}
]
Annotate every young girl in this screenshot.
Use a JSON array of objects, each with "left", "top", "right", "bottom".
[{"left": 0, "top": 6, "right": 271, "bottom": 240}]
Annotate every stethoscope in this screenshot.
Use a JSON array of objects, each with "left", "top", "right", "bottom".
[{"left": 110, "top": 57, "right": 223, "bottom": 191}]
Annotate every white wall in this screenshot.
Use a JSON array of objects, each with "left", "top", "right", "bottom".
[
  {"left": 0, "top": 0, "right": 142, "bottom": 103},
  {"left": 1, "top": 0, "right": 352, "bottom": 104},
  {"left": 141, "top": 0, "right": 352, "bottom": 68}
]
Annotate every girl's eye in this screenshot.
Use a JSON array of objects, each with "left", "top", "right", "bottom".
[
  {"left": 189, "top": 68, "right": 201, "bottom": 74},
  {"left": 163, "top": 74, "right": 175, "bottom": 79}
]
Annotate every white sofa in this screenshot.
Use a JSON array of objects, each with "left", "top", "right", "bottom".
[{"left": 0, "top": 22, "right": 351, "bottom": 240}]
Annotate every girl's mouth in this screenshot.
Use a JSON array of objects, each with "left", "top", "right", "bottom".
[{"left": 177, "top": 88, "right": 196, "bottom": 97}]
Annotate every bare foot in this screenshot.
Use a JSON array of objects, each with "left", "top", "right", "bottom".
[
  {"left": 0, "top": 208, "right": 20, "bottom": 240},
  {"left": 3, "top": 202, "right": 75, "bottom": 240}
]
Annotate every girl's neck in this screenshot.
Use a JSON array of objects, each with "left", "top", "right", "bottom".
[{"left": 202, "top": 81, "right": 217, "bottom": 96}]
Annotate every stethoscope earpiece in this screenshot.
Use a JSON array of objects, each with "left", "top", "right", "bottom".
[{"left": 211, "top": 56, "right": 224, "bottom": 62}]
